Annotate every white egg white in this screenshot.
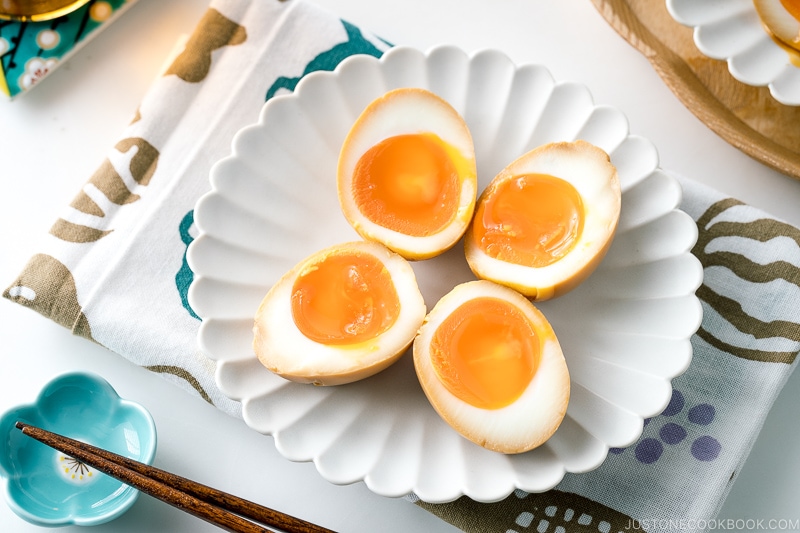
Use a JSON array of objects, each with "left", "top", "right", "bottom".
[
  {"left": 337, "top": 87, "right": 477, "bottom": 260},
  {"left": 253, "top": 241, "right": 426, "bottom": 385},
  {"left": 465, "top": 140, "right": 621, "bottom": 301},
  {"left": 413, "top": 280, "right": 570, "bottom": 454}
]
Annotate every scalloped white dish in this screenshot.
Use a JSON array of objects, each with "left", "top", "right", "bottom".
[
  {"left": 666, "top": 0, "right": 800, "bottom": 106},
  {"left": 187, "top": 45, "right": 703, "bottom": 504}
]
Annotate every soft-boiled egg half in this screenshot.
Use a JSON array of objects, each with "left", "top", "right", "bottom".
[
  {"left": 754, "top": 0, "right": 800, "bottom": 63},
  {"left": 338, "top": 88, "right": 478, "bottom": 260},
  {"left": 253, "top": 241, "right": 426, "bottom": 385},
  {"left": 413, "top": 280, "right": 570, "bottom": 454},
  {"left": 465, "top": 140, "right": 621, "bottom": 301}
]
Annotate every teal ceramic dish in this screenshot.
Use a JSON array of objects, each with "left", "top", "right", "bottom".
[{"left": 0, "top": 372, "right": 157, "bottom": 527}]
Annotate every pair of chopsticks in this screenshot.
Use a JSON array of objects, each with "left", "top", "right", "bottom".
[{"left": 15, "top": 422, "right": 336, "bottom": 533}]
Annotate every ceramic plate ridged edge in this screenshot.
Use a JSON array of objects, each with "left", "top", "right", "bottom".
[
  {"left": 187, "top": 45, "right": 703, "bottom": 503},
  {"left": 666, "top": 0, "right": 800, "bottom": 106}
]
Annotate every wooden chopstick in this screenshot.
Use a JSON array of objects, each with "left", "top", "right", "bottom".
[{"left": 15, "top": 422, "right": 336, "bottom": 533}]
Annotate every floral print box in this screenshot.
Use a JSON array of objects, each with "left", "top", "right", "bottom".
[{"left": 0, "top": 0, "right": 136, "bottom": 99}]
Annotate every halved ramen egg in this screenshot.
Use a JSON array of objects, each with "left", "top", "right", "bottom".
[
  {"left": 465, "top": 140, "right": 621, "bottom": 301},
  {"left": 753, "top": 0, "right": 800, "bottom": 60},
  {"left": 413, "top": 280, "right": 570, "bottom": 454},
  {"left": 337, "top": 88, "right": 478, "bottom": 260},
  {"left": 253, "top": 241, "right": 426, "bottom": 386}
]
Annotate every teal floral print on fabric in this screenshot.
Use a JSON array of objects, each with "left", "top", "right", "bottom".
[
  {"left": 0, "top": 0, "right": 129, "bottom": 98},
  {"left": 176, "top": 210, "right": 200, "bottom": 320},
  {"left": 264, "top": 19, "right": 389, "bottom": 101}
]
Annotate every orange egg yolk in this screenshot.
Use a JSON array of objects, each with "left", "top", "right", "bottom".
[
  {"left": 472, "top": 173, "right": 584, "bottom": 268},
  {"left": 429, "top": 297, "right": 539, "bottom": 410},
  {"left": 351, "top": 133, "right": 465, "bottom": 237},
  {"left": 780, "top": 0, "right": 800, "bottom": 22},
  {"left": 291, "top": 251, "right": 400, "bottom": 345}
]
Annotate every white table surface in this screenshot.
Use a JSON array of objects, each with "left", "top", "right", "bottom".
[{"left": 2, "top": 0, "right": 800, "bottom": 531}]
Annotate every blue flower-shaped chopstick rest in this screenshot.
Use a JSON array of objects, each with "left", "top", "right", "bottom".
[{"left": 0, "top": 372, "right": 157, "bottom": 526}]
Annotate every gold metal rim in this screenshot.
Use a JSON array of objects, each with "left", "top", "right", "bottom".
[{"left": 0, "top": 0, "right": 93, "bottom": 22}]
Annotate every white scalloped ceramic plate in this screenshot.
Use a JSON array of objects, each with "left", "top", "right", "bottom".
[
  {"left": 187, "top": 45, "right": 703, "bottom": 504},
  {"left": 666, "top": 0, "right": 800, "bottom": 106}
]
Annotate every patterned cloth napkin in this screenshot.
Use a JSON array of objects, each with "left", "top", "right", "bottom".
[
  {"left": 5, "top": 0, "right": 800, "bottom": 531},
  {"left": 0, "top": 0, "right": 137, "bottom": 99}
]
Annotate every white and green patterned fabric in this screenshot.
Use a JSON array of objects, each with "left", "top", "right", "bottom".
[
  {"left": 0, "top": 0, "right": 135, "bottom": 98},
  {"left": 5, "top": 1, "right": 800, "bottom": 531}
]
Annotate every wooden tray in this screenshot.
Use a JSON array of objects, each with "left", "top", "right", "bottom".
[{"left": 591, "top": 0, "right": 800, "bottom": 180}]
